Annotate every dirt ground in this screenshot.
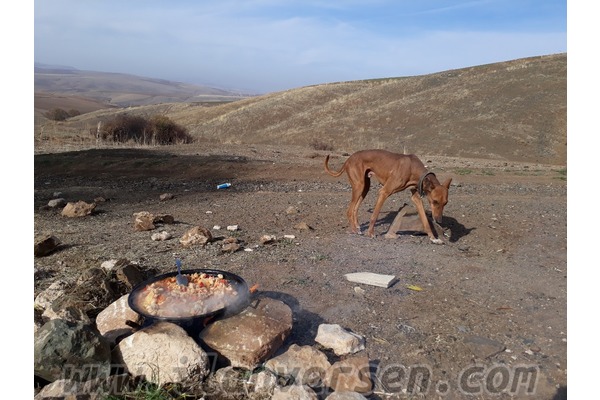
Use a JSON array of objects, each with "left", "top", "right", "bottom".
[{"left": 33, "top": 142, "right": 567, "bottom": 399}]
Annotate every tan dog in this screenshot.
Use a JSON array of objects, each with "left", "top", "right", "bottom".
[{"left": 324, "top": 149, "right": 452, "bottom": 243}]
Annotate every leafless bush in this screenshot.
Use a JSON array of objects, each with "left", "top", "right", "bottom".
[
  {"left": 44, "top": 108, "right": 70, "bottom": 121},
  {"left": 44, "top": 108, "right": 82, "bottom": 121},
  {"left": 147, "top": 115, "right": 193, "bottom": 144},
  {"left": 97, "top": 114, "right": 193, "bottom": 145}
]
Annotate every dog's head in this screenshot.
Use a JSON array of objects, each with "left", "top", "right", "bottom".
[{"left": 427, "top": 178, "right": 452, "bottom": 223}]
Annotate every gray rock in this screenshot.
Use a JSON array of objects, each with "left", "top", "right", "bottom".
[
  {"left": 41, "top": 296, "right": 91, "bottom": 324},
  {"left": 34, "top": 319, "right": 111, "bottom": 383},
  {"left": 47, "top": 198, "right": 67, "bottom": 208},
  {"left": 159, "top": 193, "right": 175, "bottom": 201}
]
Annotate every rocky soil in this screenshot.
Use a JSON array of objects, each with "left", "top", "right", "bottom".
[{"left": 34, "top": 142, "right": 567, "bottom": 399}]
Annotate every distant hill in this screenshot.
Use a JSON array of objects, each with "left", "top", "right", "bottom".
[
  {"left": 34, "top": 63, "right": 255, "bottom": 116},
  {"left": 35, "top": 54, "right": 566, "bottom": 165}
]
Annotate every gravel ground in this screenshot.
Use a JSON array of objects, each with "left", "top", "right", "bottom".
[{"left": 34, "top": 142, "right": 567, "bottom": 399}]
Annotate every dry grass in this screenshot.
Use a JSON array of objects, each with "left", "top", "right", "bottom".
[{"left": 34, "top": 54, "right": 566, "bottom": 165}]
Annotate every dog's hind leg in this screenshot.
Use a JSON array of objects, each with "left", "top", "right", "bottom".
[{"left": 347, "top": 174, "right": 370, "bottom": 234}]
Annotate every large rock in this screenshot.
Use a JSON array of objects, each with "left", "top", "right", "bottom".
[
  {"left": 272, "top": 384, "right": 319, "bottom": 400},
  {"left": 323, "top": 355, "right": 373, "bottom": 394},
  {"left": 95, "top": 294, "right": 142, "bottom": 346},
  {"left": 61, "top": 201, "right": 96, "bottom": 217},
  {"left": 199, "top": 296, "right": 293, "bottom": 370},
  {"left": 114, "top": 321, "right": 210, "bottom": 385},
  {"left": 41, "top": 295, "right": 91, "bottom": 324},
  {"left": 326, "top": 392, "right": 369, "bottom": 400},
  {"left": 34, "top": 375, "right": 131, "bottom": 400},
  {"left": 115, "top": 263, "right": 145, "bottom": 289},
  {"left": 34, "top": 319, "right": 111, "bottom": 383},
  {"left": 34, "top": 280, "right": 70, "bottom": 311},
  {"left": 264, "top": 344, "right": 331, "bottom": 387},
  {"left": 315, "top": 324, "right": 365, "bottom": 355}
]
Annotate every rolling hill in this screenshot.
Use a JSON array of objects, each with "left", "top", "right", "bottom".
[
  {"left": 34, "top": 63, "right": 255, "bottom": 116},
  {"left": 35, "top": 54, "right": 566, "bottom": 165}
]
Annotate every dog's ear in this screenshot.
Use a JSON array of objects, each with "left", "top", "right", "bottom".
[{"left": 443, "top": 178, "right": 452, "bottom": 189}]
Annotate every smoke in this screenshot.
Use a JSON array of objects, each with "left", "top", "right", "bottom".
[{"left": 131, "top": 276, "right": 249, "bottom": 319}]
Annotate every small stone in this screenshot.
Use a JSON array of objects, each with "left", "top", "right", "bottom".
[
  {"left": 153, "top": 214, "right": 175, "bottom": 224},
  {"left": 354, "top": 286, "right": 366, "bottom": 295},
  {"left": 222, "top": 242, "right": 241, "bottom": 253},
  {"left": 294, "top": 222, "right": 313, "bottom": 230},
  {"left": 227, "top": 225, "right": 239, "bottom": 231},
  {"left": 260, "top": 234, "right": 277, "bottom": 244},
  {"left": 180, "top": 226, "right": 213, "bottom": 247},
  {"left": 286, "top": 206, "right": 299, "bottom": 214},
  {"left": 151, "top": 231, "right": 172, "bottom": 241},
  {"left": 133, "top": 211, "right": 155, "bottom": 231},
  {"left": 62, "top": 201, "right": 96, "bottom": 217},
  {"left": 47, "top": 198, "right": 66, "bottom": 208},
  {"left": 34, "top": 235, "right": 61, "bottom": 257},
  {"left": 159, "top": 193, "right": 174, "bottom": 201},
  {"left": 100, "top": 259, "right": 120, "bottom": 272}
]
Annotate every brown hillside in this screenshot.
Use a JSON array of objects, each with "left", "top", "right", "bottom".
[
  {"left": 34, "top": 93, "right": 117, "bottom": 119},
  {"left": 37, "top": 53, "right": 566, "bottom": 165}
]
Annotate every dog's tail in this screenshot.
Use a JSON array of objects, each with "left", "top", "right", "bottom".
[{"left": 324, "top": 154, "right": 346, "bottom": 177}]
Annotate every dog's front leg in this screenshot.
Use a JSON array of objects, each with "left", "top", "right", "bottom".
[
  {"left": 410, "top": 191, "right": 443, "bottom": 244},
  {"left": 367, "top": 188, "right": 391, "bottom": 238}
]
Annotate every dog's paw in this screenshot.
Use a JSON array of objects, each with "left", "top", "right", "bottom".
[{"left": 430, "top": 237, "right": 445, "bottom": 245}]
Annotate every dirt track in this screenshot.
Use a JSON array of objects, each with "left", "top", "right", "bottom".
[{"left": 34, "top": 142, "right": 567, "bottom": 399}]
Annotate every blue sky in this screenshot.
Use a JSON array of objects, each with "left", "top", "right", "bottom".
[{"left": 33, "top": 0, "right": 566, "bottom": 93}]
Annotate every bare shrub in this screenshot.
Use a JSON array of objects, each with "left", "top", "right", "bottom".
[
  {"left": 44, "top": 108, "right": 70, "bottom": 121},
  {"left": 99, "top": 115, "right": 149, "bottom": 143},
  {"left": 67, "top": 109, "right": 81, "bottom": 118},
  {"left": 98, "top": 114, "right": 192, "bottom": 145},
  {"left": 148, "top": 115, "right": 193, "bottom": 144}
]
